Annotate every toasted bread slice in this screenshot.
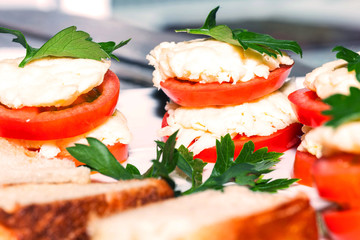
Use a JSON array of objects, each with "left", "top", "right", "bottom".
[
  {"left": 0, "top": 179, "right": 173, "bottom": 240},
  {"left": 89, "top": 186, "right": 318, "bottom": 240},
  {"left": 0, "top": 138, "right": 90, "bottom": 185}
]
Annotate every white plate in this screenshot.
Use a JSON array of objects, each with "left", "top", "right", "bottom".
[{"left": 114, "top": 87, "right": 329, "bottom": 210}]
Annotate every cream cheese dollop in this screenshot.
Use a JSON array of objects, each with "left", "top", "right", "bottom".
[
  {"left": 0, "top": 57, "right": 111, "bottom": 108},
  {"left": 304, "top": 58, "right": 359, "bottom": 99},
  {"left": 8, "top": 110, "right": 131, "bottom": 159},
  {"left": 159, "top": 85, "right": 298, "bottom": 155},
  {"left": 299, "top": 122, "right": 360, "bottom": 158},
  {"left": 147, "top": 39, "right": 294, "bottom": 88}
]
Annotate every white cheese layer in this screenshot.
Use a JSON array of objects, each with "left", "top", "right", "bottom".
[
  {"left": 0, "top": 57, "right": 111, "bottom": 108},
  {"left": 160, "top": 86, "right": 298, "bottom": 155},
  {"left": 304, "top": 58, "right": 359, "bottom": 99},
  {"left": 299, "top": 122, "right": 360, "bottom": 158},
  {"left": 8, "top": 110, "right": 131, "bottom": 159},
  {"left": 147, "top": 39, "right": 294, "bottom": 88}
]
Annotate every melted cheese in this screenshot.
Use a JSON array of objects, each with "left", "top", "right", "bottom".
[
  {"left": 0, "top": 57, "right": 111, "bottom": 108},
  {"left": 159, "top": 86, "right": 298, "bottom": 155},
  {"left": 147, "top": 39, "right": 294, "bottom": 88},
  {"left": 299, "top": 122, "right": 360, "bottom": 158},
  {"left": 304, "top": 58, "right": 359, "bottom": 99},
  {"left": 8, "top": 110, "right": 131, "bottom": 159}
]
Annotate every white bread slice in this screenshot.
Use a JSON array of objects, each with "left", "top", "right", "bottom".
[
  {"left": 0, "top": 138, "right": 90, "bottom": 185},
  {"left": 89, "top": 186, "right": 318, "bottom": 240},
  {"left": 0, "top": 178, "right": 173, "bottom": 240}
]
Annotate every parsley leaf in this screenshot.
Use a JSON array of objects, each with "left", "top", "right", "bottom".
[
  {"left": 0, "top": 27, "right": 38, "bottom": 67},
  {"left": 182, "top": 135, "right": 296, "bottom": 195},
  {"left": 98, "top": 39, "right": 131, "bottom": 61},
  {"left": 68, "top": 133, "right": 297, "bottom": 195},
  {"left": 0, "top": 26, "right": 130, "bottom": 67},
  {"left": 332, "top": 46, "right": 360, "bottom": 82},
  {"left": 66, "top": 137, "right": 135, "bottom": 180},
  {"left": 142, "top": 132, "right": 179, "bottom": 189},
  {"left": 251, "top": 178, "right": 299, "bottom": 192},
  {"left": 322, "top": 87, "right": 360, "bottom": 127},
  {"left": 176, "top": 6, "right": 302, "bottom": 58},
  {"left": 68, "top": 133, "right": 179, "bottom": 190},
  {"left": 177, "top": 145, "right": 207, "bottom": 190}
]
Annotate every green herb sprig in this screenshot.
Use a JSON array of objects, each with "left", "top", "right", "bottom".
[
  {"left": 181, "top": 135, "right": 297, "bottom": 194},
  {"left": 320, "top": 47, "right": 360, "bottom": 128},
  {"left": 67, "top": 132, "right": 179, "bottom": 191},
  {"left": 176, "top": 6, "right": 302, "bottom": 58},
  {"left": 0, "top": 26, "right": 130, "bottom": 67},
  {"left": 332, "top": 46, "right": 360, "bottom": 82},
  {"left": 67, "top": 132, "right": 297, "bottom": 195},
  {"left": 323, "top": 87, "right": 360, "bottom": 128}
]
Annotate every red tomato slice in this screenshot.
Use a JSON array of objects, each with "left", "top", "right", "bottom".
[
  {"left": 162, "top": 112, "right": 302, "bottom": 163},
  {"left": 194, "top": 123, "right": 302, "bottom": 163},
  {"left": 323, "top": 209, "right": 360, "bottom": 240},
  {"left": 0, "top": 70, "right": 119, "bottom": 140},
  {"left": 292, "top": 150, "right": 317, "bottom": 187},
  {"left": 58, "top": 142, "right": 128, "bottom": 167},
  {"left": 313, "top": 153, "right": 360, "bottom": 208},
  {"left": 160, "top": 64, "right": 293, "bottom": 107},
  {"left": 288, "top": 88, "right": 330, "bottom": 127}
]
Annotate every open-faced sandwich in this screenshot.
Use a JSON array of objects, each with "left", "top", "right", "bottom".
[
  {"left": 0, "top": 26, "right": 131, "bottom": 166},
  {"left": 147, "top": 6, "right": 303, "bottom": 162},
  {"left": 289, "top": 46, "right": 360, "bottom": 239}
]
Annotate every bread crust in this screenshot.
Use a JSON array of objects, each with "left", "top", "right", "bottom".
[
  {"left": 0, "top": 179, "right": 173, "bottom": 240},
  {"left": 183, "top": 196, "right": 318, "bottom": 240}
]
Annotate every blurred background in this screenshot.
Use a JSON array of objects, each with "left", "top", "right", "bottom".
[{"left": 0, "top": 0, "right": 359, "bottom": 89}]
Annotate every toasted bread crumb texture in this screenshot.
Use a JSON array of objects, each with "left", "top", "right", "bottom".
[
  {"left": 183, "top": 198, "right": 318, "bottom": 240},
  {"left": 0, "top": 179, "right": 173, "bottom": 240},
  {"left": 0, "top": 138, "right": 91, "bottom": 185},
  {"left": 89, "top": 186, "right": 318, "bottom": 240}
]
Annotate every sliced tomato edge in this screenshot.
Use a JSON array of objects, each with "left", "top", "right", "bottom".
[
  {"left": 292, "top": 150, "right": 318, "bottom": 187},
  {"left": 288, "top": 88, "right": 329, "bottom": 111},
  {"left": 194, "top": 123, "right": 302, "bottom": 163},
  {"left": 160, "top": 64, "right": 293, "bottom": 107},
  {"left": 322, "top": 208, "right": 360, "bottom": 240},
  {"left": 288, "top": 88, "right": 331, "bottom": 127},
  {"left": 313, "top": 153, "right": 360, "bottom": 208},
  {"left": 0, "top": 70, "right": 120, "bottom": 140},
  {"left": 162, "top": 112, "right": 302, "bottom": 163}
]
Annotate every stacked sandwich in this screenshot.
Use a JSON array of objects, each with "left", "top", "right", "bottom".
[
  {"left": 0, "top": 26, "right": 131, "bottom": 166},
  {"left": 289, "top": 46, "right": 360, "bottom": 239},
  {"left": 288, "top": 55, "right": 334, "bottom": 186},
  {"left": 147, "top": 7, "right": 302, "bottom": 163},
  {"left": 0, "top": 26, "right": 169, "bottom": 240}
]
